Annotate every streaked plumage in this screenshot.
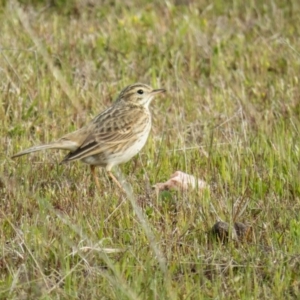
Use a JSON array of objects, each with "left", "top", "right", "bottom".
[{"left": 12, "top": 83, "right": 166, "bottom": 189}]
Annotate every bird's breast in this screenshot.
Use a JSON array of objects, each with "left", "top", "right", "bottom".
[{"left": 81, "top": 115, "right": 152, "bottom": 168}]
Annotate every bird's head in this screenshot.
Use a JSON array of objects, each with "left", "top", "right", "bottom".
[{"left": 116, "top": 83, "right": 166, "bottom": 108}]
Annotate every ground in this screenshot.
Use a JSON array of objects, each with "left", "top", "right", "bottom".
[{"left": 0, "top": 0, "right": 300, "bottom": 299}]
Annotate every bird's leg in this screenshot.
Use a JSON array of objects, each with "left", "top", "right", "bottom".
[
  {"left": 107, "top": 171, "right": 125, "bottom": 192},
  {"left": 90, "top": 165, "right": 101, "bottom": 190}
]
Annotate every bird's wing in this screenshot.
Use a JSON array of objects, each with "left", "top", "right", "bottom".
[{"left": 61, "top": 105, "right": 150, "bottom": 163}]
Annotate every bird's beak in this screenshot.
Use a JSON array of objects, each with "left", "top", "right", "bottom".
[{"left": 151, "top": 88, "right": 166, "bottom": 95}]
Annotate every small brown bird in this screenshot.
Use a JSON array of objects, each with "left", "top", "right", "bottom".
[{"left": 12, "top": 83, "right": 166, "bottom": 190}]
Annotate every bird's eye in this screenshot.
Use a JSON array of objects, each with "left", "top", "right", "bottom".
[{"left": 137, "top": 89, "right": 144, "bottom": 94}]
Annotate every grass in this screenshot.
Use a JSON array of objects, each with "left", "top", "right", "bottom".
[{"left": 0, "top": 0, "right": 300, "bottom": 298}]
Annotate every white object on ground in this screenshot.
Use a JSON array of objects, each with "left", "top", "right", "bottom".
[{"left": 155, "top": 171, "right": 209, "bottom": 191}]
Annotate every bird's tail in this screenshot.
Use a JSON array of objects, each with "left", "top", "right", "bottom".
[{"left": 11, "top": 140, "right": 78, "bottom": 158}]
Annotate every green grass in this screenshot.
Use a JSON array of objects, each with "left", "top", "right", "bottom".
[{"left": 1, "top": 0, "right": 300, "bottom": 298}]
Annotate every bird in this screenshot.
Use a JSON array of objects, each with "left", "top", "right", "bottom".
[{"left": 12, "top": 83, "right": 166, "bottom": 190}]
